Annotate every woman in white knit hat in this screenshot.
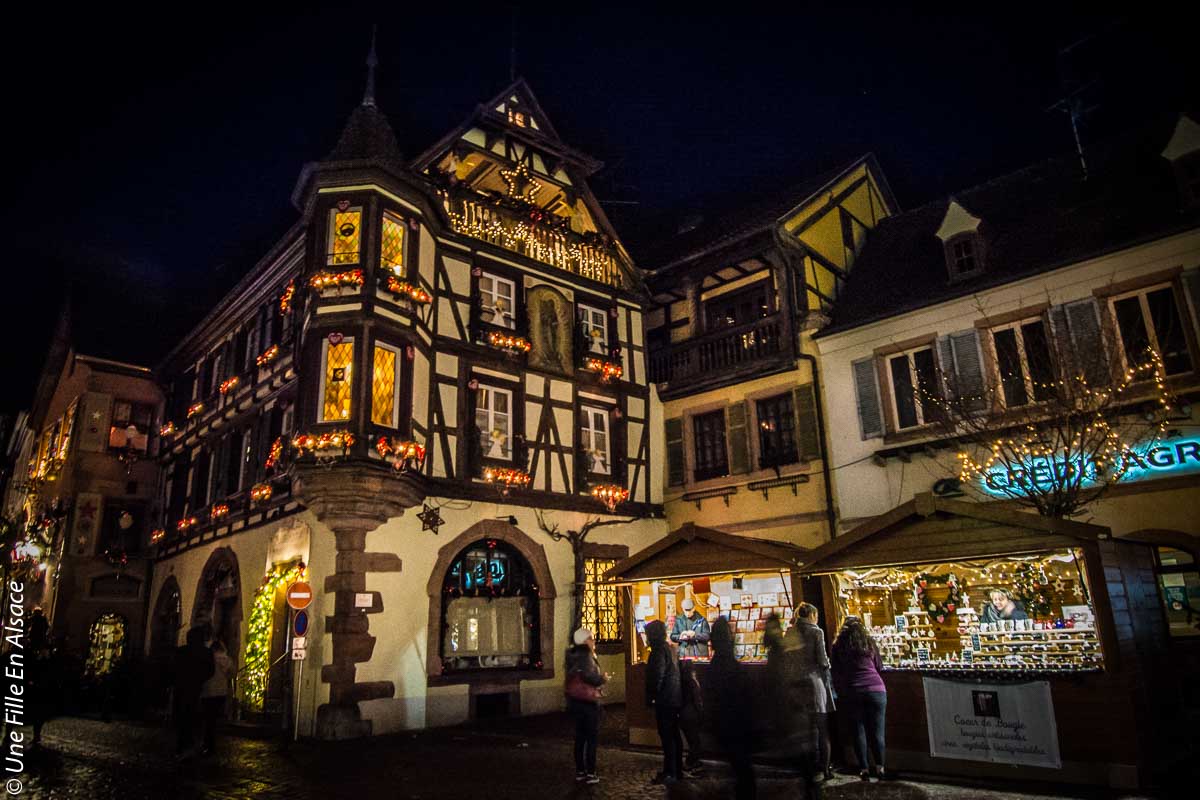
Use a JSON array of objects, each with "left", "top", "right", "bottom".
[{"left": 564, "top": 627, "right": 608, "bottom": 784}]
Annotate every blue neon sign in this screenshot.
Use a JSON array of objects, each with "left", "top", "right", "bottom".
[{"left": 980, "top": 436, "right": 1200, "bottom": 497}]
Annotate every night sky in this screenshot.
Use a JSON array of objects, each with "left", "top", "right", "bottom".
[{"left": 1, "top": 6, "right": 1189, "bottom": 416}]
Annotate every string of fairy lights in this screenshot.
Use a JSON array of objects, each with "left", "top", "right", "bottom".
[{"left": 243, "top": 562, "right": 306, "bottom": 711}]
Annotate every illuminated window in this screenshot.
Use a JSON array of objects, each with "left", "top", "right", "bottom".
[
  {"left": 441, "top": 539, "right": 540, "bottom": 671},
  {"left": 583, "top": 557, "right": 621, "bottom": 643},
  {"left": 479, "top": 272, "right": 516, "bottom": 329},
  {"left": 580, "top": 406, "right": 610, "bottom": 474},
  {"left": 756, "top": 393, "right": 798, "bottom": 468},
  {"left": 578, "top": 304, "right": 608, "bottom": 354},
  {"left": 371, "top": 343, "right": 400, "bottom": 427},
  {"left": 321, "top": 338, "right": 355, "bottom": 421},
  {"left": 991, "top": 319, "right": 1056, "bottom": 408},
  {"left": 57, "top": 399, "right": 78, "bottom": 459},
  {"left": 108, "top": 401, "right": 153, "bottom": 452},
  {"left": 380, "top": 212, "right": 405, "bottom": 275},
  {"left": 1110, "top": 284, "right": 1193, "bottom": 376},
  {"left": 476, "top": 385, "right": 512, "bottom": 460},
  {"left": 84, "top": 613, "right": 127, "bottom": 676},
  {"left": 327, "top": 206, "right": 363, "bottom": 265}
]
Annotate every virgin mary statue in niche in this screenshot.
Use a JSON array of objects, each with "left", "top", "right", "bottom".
[{"left": 526, "top": 284, "right": 573, "bottom": 375}]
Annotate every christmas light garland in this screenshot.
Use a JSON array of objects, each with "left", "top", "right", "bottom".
[
  {"left": 150, "top": 528, "right": 166, "bottom": 544},
  {"left": 159, "top": 422, "right": 176, "bottom": 437},
  {"left": 376, "top": 436, "right": 426, "bottom": 471},
  {"left": 486, "top": 331, "right": 532, "bottom": 354},
  {"left": 177, "top": 516, "right": 198, "bottom": 532},
  {"left": 590, "top": 484, "right": 630, "bottom": 511},
  {"left": 243, "top": 563, "right": 305, "bottom": 711},
  {"left": 250, "top": 483, "right": 273, "bottom": 503},
  {"left": 292, "top": 431, "right": 356, "bottom": 456},
  {"left": 279, "top": 280, "right": 295, "bottom": 314},
  {"left": 384, "top": 276, "right": 432, "bottom": 304},
  {"left": 211, "top": 503, "right": 230, "bottom": 519},
  {"left": 584, "top": 357, "right": 623, "bottom": 382},
  {"left": 219, "top": 376, "right": 239, "bottom": 395},
  {"left": 255, "top": 345, "right": 279, "bottom": 367},
  {"left": 187, "top": 402, "right": 204, "bottom": 419},
  {"left": 308, "top": 269, "right": 364, "bottom": 292},
  {"left": 264, "top": 437, "right": 283, "bottom": 471},
  {"left": 483, "top": 466, "right": 532, "bottom": 488}
]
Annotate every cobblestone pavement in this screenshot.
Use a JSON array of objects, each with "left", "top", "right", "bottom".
[{"left": 16, "top": 710, "right": 1159, "bottom": 800}]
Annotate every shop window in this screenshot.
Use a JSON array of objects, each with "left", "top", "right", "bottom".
[
  {"left": 703, "top": 281, "right": 772, "bottom": 331},
  {"left": 479, "top": 272, "right": 517, "bottom": 329},
  {"left": 108, "top": 400, "right": 154, "bottom": 452},
  {"left": 583, "top": 557, "right": 621, "bottom": 644},
  {"left": 476, "top": 384, "right": 512, "bottom": 460},
  {"left": 756, "top": 393, "right": 798, "bottom": 469},
  {"left": 886, "top": 346, "right": 940, "bottom": 431},
  {"left": 441, "top": 539, "right": 540, "bottom": 671},
  {"left": 380, "top": 211, "right": 405, "bottom": 275},
  {"left": 320, "top": 337, "right": 355, "bottom": 422},
  {"left": 1110, "top": 284, "right": 1193, "bottom": 376},
  {"left": 371, "top": 343, "right": 400, "bottom": 427},
  {"left": 578, "top": 303, "right": 609, "bottom": 354},
  {"left": 990, "top": 319, "right": 1057, "bottom": 408},
  {"left": 84, "top": 613, "right": 127, "bottom": 676},
  {"left": 832, "top": 549, "right": 1103, "bottom": 672},
  {"left": 692, "top": 409, "right": 729, "bottom": 481},
  {"left": 1156, "top": 547, "right": 1200, "bottom": 638},
  {"left": 327, "top": 205, "right": 363, "bottom": 265},
  {"left": 579, "top": 406, "right": 610, "bottom": 475}
]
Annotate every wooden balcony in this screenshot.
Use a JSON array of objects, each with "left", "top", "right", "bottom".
[{"left": 649, "top": 315, "right": 793, "bottom": 397}]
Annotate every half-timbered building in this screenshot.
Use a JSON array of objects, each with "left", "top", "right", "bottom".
[{"left": 149, "top": 62, "right": 666, "bottom": 739}]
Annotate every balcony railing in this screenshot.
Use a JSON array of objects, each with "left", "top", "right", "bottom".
[
  {"left": 441, "top": 189, "right": 624, "bottom": 289},
  {"left": 649, "top": 316, "right": 786, "bottom": 385}
]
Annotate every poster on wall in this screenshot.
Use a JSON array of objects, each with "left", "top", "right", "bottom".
[{"left": 923, "top": 678, "right": 1061, "bottom": 769}]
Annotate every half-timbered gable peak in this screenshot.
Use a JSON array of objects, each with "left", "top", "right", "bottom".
[{"left": 412, "top": 78, "right": 634, "bottom": 290}]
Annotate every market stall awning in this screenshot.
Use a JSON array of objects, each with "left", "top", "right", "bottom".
[
  {"left": 603, "top": 522, "right": 806, "bottom": 583},
  {"left": 798, "top": 492, "right": 1111, "bottom": 574}
]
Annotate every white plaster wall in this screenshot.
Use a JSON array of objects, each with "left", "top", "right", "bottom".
[{"left": 816, "top": 230, "right": 1200, "bottom": 528}]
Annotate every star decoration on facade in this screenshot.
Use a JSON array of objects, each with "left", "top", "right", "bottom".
[
  {"left": 1052, "top": 577, "right": 1066, "bottom": 593},
  {"left": 417, "top": 503, "right": 444, "bottom": 535},
  {"left": 499, "top": 162, "right": 542, "bottom": 203},
  {"left": 1072, "top": 583, "right": 1084, "bottom": 598}
]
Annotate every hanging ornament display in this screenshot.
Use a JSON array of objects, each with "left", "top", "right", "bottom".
[
  {"left": 913, "top": 572, "right": 963, "bottom": 624},
  {"left": 1014, "top": 562, "right": 1052, "bottom": 618}
]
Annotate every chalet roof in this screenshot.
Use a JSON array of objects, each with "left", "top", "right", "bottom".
[
  {"left": 603, "top": 521, "right": 806, "bottom": 584},
  {"left": 818, "top": 113, "right": 1200, "bottom": 338},
  {"left": 638, "top": 154, "right": 893, "bottom": 273},
  {"left": 798, "top": 493, "right": 1111, "bottom": 575}
]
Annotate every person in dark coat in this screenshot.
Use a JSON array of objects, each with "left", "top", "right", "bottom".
[
  {"left": 644, "top": 619, "right": 683, "bottom": 785},
  {"left": 678, "top": 657, "right": 705, "bottom": 775},
  {"left": 706, "top": 617, "right": 757, "bottom": 799},
  {"left": 173, "top": 626, "right": 214, "bottom": 757},
  {"left": 670, "top": 598, "right": 711, "bottom": 658},
  {"left": 564, "top": 627, "right": 607, "bottom": 784}
]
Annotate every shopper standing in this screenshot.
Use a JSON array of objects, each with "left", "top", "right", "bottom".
[
  {"left": 706, "top": 618, "right": 757, "bottom": 799},
  {"left": 172, "top": 626, "right": 214, "bottom": 758},
  {"left": 831, "top": 617, "right": 888, "bottom": 781},
  {"left": 644, "top": 619, "right": 683, "bottom": 785},
  {"left": 670, "top": 598, "right": 711, "bottom": 658},
  {"left": 199, "top": 639, "right": 232, "bottom": 755},
  {"left": 678, "top": 657, "right": 705, "bottom": 775},
  {"left": 785, "top": 603, "right": 835, "bottom": 781},
  {"left": 765, "top": 613, "right": 819, "bottom": 800},
  {"left": 564, "top": 628, "right": 607, "bottom": 784}
]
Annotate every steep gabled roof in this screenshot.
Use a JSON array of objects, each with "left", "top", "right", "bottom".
[
  {"left": 604, "top": 521, "right": 805, "bottom": 583},
  {"left": 818, "top": 114, "right": 1200, "bottom": 337}
]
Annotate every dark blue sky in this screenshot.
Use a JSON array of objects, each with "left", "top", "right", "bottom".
[{"left": 1, "top": 5, "right": 1189, "bottom": 413}]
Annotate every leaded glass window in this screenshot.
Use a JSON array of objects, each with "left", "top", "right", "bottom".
[
  {"left": 380, "top": 212, "right": 405, "bottom": 275},
  {"left": 583, "top": 557, "right": 621, "bottom": 643},
  {"left": 327, "top": 207, "right": 363, "bottom": 265},
  {"left": 322, "top": 339, "right": 355, "bottom": 421},
  {"left": 441, "top": 539, "right": 540, "bottom": 671},
  {"left": 371, "top": 343, "right": 399, "bottom": 427}
]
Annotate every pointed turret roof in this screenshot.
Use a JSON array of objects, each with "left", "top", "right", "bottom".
[{"left": 324, "top": 29, "right": 402, "bottom": 164}]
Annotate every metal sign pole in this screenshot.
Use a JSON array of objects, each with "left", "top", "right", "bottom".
[{"left": 293, "top": 656, "right": 304, "bottom": 741}]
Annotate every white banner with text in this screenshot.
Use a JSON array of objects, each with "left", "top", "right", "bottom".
[{"left": 922, "top": 678, "right": 1061, "bottom": 769}]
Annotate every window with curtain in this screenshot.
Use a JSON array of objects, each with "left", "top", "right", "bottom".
[
  {"left": 479, "top": 272, "right": 516, "bottom": 329},
  {"left": 577, "top": 304, "right": 609, "bottom": 354},
  {"left": 580, "top": 406, "right": 610, "bottom": 474}
]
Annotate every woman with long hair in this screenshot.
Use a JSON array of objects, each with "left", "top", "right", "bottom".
[
  {"left": 831, "top": 617, "right": 888, "bottom": 781},
  {"left": 784, "top": 603, "right": 835, "bottom": 781}
]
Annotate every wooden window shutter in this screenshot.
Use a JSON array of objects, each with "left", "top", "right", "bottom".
[
  {"left": 665, "top": 417, "right": 684, "bottom": 487},
  {"left": 726, "top": 402, "right": 750, "bottom": 474},
  {"left": 1050, "top": 299, "right": 1110, "bottom": 389},
  {"left": 939, "top": 330, "right": 987, "bottom": 413},
  {"left": 1183, "top": 269, "right": 1200, "bottom": 338},
  {"left": 793, "top": 383, "right": 821, "bottom": 460},
  {"left": 851, "top": 357, "right": 884, "bottom": 439}
]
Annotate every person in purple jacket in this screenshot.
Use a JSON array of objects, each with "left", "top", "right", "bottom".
[{"left": 831, "top": 617, "right": 889, "bottom": 781}]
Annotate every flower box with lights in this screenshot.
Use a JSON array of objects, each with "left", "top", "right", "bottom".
[
  {"left": 219, "top": 376, "right": 240, "bottom": 395},
  {"left": 160, "top": 421, "right": 177, "bottom": 438},
  {"left": 264, "top": 437, "right": 283, "bottom": 471},
  {"left": 292, "top": 431, "right": 356, "bottom": 458},
  {"left": 211, "top": 503, "right": 230, "bottom": 520},
  {"left": 584, "top": 357, "right": 623, "bottom": 383},
  {"left": 483, "top": 466, "right": 532, "bottom": 489},
  {"left": 486, "top": 331, "right": 532, "bottom": 356},
  {"left": 279, "top": 280, "right": 295, "bottom": 314},
  {"left": 187, "top": 402, "right": 204, "bottom": 419},
  {"left": 376, "top": 436, "right": 426, "bottom": 471},
  {"left": 250, "top": 483, "right": 273, "bottom": 503},
  {"left": 150, "top": 528, "right": 166, "bottom": 544},
  {"left": 309, "top": 269, "right": 364, "bottom": 293},
  {"left": 177, "top": 516, "right": 198, "bottom": 532},
  {"left": 385, "top": 276, "right": 432, "bottom": 304},
  {"left": 255, "top": 345, "right": 279, "bottom": 367},
  {"left": 591, "top": 484, "right": 630, "bottom": 512}
]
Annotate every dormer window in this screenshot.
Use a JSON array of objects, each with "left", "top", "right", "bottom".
[
  {"left": 935, "top": 200, "right": 985, "bottom": 281},
  {"left": 1161, "top": 115, "right": 1200, "bottom": 209},
  {"left": 950, "top": 236, "right": 978, "bottom": 276}
]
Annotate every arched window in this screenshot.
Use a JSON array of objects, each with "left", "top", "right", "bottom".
[
  {"left": 85, "top": 613, "right": 127, "bottom": 676},
  {"left": 150, "top": 578, "right": 182, "bottom": 658},
  {"left": 440, "top": 539, "right": 540, "bottom": 671}
]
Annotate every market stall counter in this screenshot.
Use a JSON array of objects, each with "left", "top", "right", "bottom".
[
  {"left": 798, "top": 493, "right": 1184, "bottom": 790},
  {"left": 603, "top": 522, "right": 807, "bottom": 748}
]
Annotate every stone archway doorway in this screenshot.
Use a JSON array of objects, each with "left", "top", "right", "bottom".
[{"left": 191, "top": 547, "right": 242, "bottom": 661}]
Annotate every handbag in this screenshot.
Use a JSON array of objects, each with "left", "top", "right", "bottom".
[{"left": 565, "top": 670, "right": 602, "bottom": 703}]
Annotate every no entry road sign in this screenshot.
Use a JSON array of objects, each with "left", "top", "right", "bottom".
[{"left": 286, "top": 581, "right": 314, "bottom": 610}]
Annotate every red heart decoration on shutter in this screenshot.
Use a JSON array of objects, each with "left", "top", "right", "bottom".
[
  {"left": 328, "top": 332, "right": 344, "bottom": 345},
  {"left": 336, "top": 200, "right": 350, "bottom": 211}
]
